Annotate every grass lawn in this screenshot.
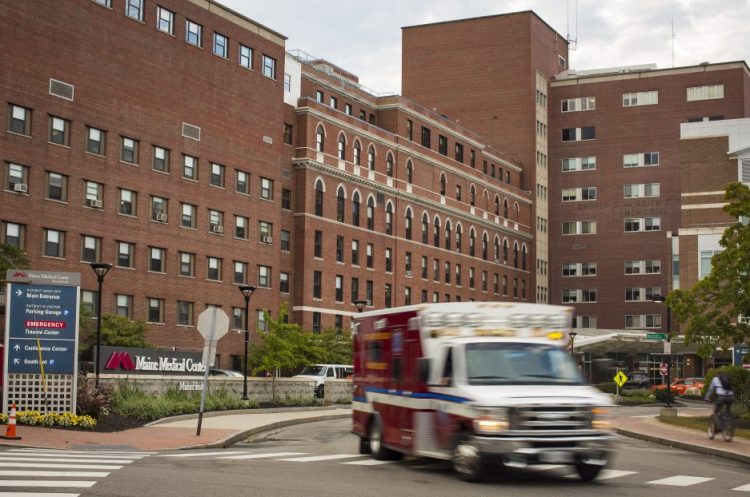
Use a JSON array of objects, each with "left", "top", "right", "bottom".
[{"left": 658, "top": 415, "right": 750, "bottom": 440}]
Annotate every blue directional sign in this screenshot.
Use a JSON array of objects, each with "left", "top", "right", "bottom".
[
  {"left": 7, "top": 339, "right": 76, "bottom": 374},
  {"left": 734, "top": 346, "right": 749, "bottom": 369}
]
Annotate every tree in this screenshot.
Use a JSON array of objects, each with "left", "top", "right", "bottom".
[
  {"left": 669, "top": 182, "right": 750, "bottom": 358},
  {"left": 79, "top": 313, "right": 153, "bottom": 359},
  {"left": 312, "top": 328, "right": 353, "bottom": 365},
  {"left": 0, "top": 244, "right": 30, "bottom": 273}
]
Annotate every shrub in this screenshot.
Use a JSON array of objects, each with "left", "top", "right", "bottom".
[
  {"left": 704, "top": 365, "right": 750, "bottom": 408},
  {"left": 77, "top": 376, "right": 114, "bottom": 420},
  {"left": 654, "top": 387, "right": 677, "bottom": 405},
  {"left": 0, "top": 411, "right": 96, "bottom": 429}
]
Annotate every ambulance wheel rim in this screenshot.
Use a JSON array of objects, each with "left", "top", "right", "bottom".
[
  {"left": 370, "top": 421, "right": 382, "bottom": 454},
  {"left": 453, "top": 440, "right": 480, "bottom": 476}
]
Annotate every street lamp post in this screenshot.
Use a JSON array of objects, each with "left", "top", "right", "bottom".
[
  {"left": 353, "top": 300, "right": 368, "bottom": 313},
  {"left": 238, "top": 285, "right": 256, "bottom": 401},
  {"left": 570, "top": 331, "right": 578, "bottom": 356},
  {"left": 653, "top": 295, "right": 672, "bottom": 407},
  {"left": 90, "top": 262, "right": 112, "bottom": 388}
]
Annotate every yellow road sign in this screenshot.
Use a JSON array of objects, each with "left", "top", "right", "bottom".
[{"left": 613, "top": 370, "right": 628, "bottom": 388}]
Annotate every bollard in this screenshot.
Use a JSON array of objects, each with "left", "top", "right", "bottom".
[{"left": 1, "top": 403, "right": 23, "bottom": 440}]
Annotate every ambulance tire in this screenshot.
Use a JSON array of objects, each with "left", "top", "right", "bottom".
[
  {"left": 358, "top": 436, "right": 371, "bottom": 454},
  {"left": 575, "top": 462, "right": 603, "bottom": 482},
  {"left": 452, "top": 432, "right": 488, "bottom": 483},
  {"left": 368, "top": 416, "right": 401, "bottom": 461}
]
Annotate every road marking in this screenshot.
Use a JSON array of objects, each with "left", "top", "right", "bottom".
[
  {"left": 277, "top": 454, "right": 363, "bottom": 462},
  {"left": 647, "top": 475, "right": 714, "bottom": 486},
  {"left": 2, "top": 452, "right": 140, "bottom": 461},
  {"left": 218, "top": 452, "right": 308, "bottom": 460},
  {"left": 8, "top": 448, "right": 153, "bottom": 457},
  {"left": 160, "top": 451, "right": 247, "bottom": 458},
  {"left": 0, "top": 494, "right": 80, "bottom": 497},
  {"left": 564, "top": 470, "right": 637, "bottom": 480},
  {"left": 0, "top": 463, "right": 123, "bottom": 470},
  {"left": 0, "top": 470, "right": 110, "bottom": 477},
  {"left": 631, "top": 415, "right": 657, "bottom": 418},
  {"left": 733, "top": 484, "right": 750, "bottom": 492},
  {"left": 342, "top": 459, "right": 395, "bottom": 466},
  {"left": 0, "top": 457, "right": 134, "bottom": 464},
  {"left": 0, "top": 481, "right": 96, "bottom": 488},
  {"left": 526, "top": 465, "right": 565, "bottom": 471}
]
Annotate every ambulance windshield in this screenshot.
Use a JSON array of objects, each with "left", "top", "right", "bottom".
[{"left": 465, "top": 342, "right": 583, "bottom": 385}]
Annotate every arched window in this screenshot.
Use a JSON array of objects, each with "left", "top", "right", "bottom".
[
  {"left": 353, "top": 141, "right": 361, "bottom": 165},
  {"left": 521, "top": 244, "right": 527, "bottom": 270},
  {"left": 316, "top": 125, "right": 325, "bottom": 153},
  {"left": 433, "top": 217, "right": 441, "bottom": 248},
  {"left": 469, "top": 229, "right": 476, "bottom": 257},
  {"left": 352, "top": 192, "right": 361, "bottom": 227},
  {"left": 367, "top": 145, "right": 375, "bottom": 170},
  {"left": 336, "top": 187, "right": 345, "bottom": 222},
  {"left": 503, "top": 239, "right": 509, "bottom": 264},
  {"left": 422, "top": 213, "right": 429, "bottom": 244},
  {"left": 513, "top": 242, "right": 519, "bottom": 268},
  {"left": 470, "top": 185, "right": 476, "bottom": 207},
  {"left": 444, "top": 220, "right": 452, "bottom": 250},
  {"left": 494, "top": 236, "right": 500, "bottom": 262},
  {"left": 386, "top": 153, "right": 394, "bottom": 177},
  {"left": 494, "top": 195, "right": 500, "bottom": 216},
  {"left": 440, "top": 174, "right": 446, "bottom": 196},
  {"left": 405, "top": 208, "right": 413, "bottom": 240},
  {"left": 482, "top": 233, "right": 489, "bottom": 260},
  {"left": 385, "top": 203, "right": 393, "bottom": 235},
  {"left": 456, "top": 224, "right": 463, "bottom": 253},
  {"left": 367, "top": 196, "right": 375, "bottom": 230},
  {"left": 483, "top": 190, "right": 489, "bottom": 211},
  {"left": 406, "top": 161, "right": 413, "bottom": 184},
  {"left": 337, "top": 134, "right": 346, "bottom": 160},
  {"left": 314, "top": 179, "right": 324, "bottom": 217},
  {"left": 503, "top": 199, "right": 509, "bottom": 219},
  {"left": 514, "top": 202, "right": 520, "bottom": 221}
]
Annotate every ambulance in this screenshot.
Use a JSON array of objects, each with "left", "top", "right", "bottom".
[{"left": 351, "top": 302, "right": 614, "bottom": 482}]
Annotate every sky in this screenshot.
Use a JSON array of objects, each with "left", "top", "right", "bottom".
[{"left": 221, "top": 0, "right": 750, "bottom": 94}]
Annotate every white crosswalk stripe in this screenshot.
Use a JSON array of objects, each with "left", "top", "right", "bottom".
[
  {"left": 733, "top": 484, "right": 750, "bottom": 492},
  {"left": 160, "top": 451, "right": 247, "bottom": 458},
  {"left": 0, "top": 480, "right": 96, "bottom": 488},
  {"left": 277, "top": 454, "right": 364, "bottom": 462},
  {"left": 218, "top": 452, "right": 308, "bottom": 460},
  {"left": 647, "top": 475, "right": 715, "bottom": 486},
  {"left": 0, "top": 494, "right": 80, "bottom": 497},
  {"left": 0, "top": 456, "right": 135, "bottom": 464},
  {"left": 9, "top": 448, "right": 153, "bottom": 457},
  {"left": 342, "top": 458, "right": 395, "bottom": 466},
  {"left": 0, "top": 470, "right": 110, "bottom": 477},
  {"left": 564, "top": 469, "right": 638, "bottom": 480}
]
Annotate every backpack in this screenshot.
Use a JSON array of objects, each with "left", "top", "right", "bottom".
[{"left": 718, "top": 375, "right": 732, "bottom": 391}]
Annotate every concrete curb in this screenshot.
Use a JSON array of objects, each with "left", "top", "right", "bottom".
[
  {"left": 178, "top": 412, "right": 352, "bottom": 450},
  {"left": 614, "top": 427, "right": 750, "bottom": 465},
  {"left": 146, "top": 405, "right": 346, "bottom": 426}
]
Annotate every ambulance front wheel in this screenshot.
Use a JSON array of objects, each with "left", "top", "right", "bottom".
[
  {"left": 358, "top": 436, "right": 371, "bottom": 454},
  {"left": 368, "top": 416, "right": 401, "bottom": 460},
  {"left": 452, "top": 433, "right": 488, "bottom": 482}
]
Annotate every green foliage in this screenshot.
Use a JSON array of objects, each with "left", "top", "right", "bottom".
[
  {"left": 1, "top": 411, "right": 97, "bottom": 430},
  {"left": 704, "top": 365, "right": 750, "bottom": 408},
  {"left": 76, "top": 377, "right": 114, "bottom": 420},
  {"left": 654, "top": 387, "right": 677, "bottom": 405},
  {"left": 0, "top": 243, "right": 30, "bottom": 273},
  {"left": 313, "top": 328, "right": 353, "bottom": 365},
  {"left": 80, "top": 313, "right": 153, "bottom": 358},
  {"left": 669, "top": 182, "right": 750, "bottom": 354}
]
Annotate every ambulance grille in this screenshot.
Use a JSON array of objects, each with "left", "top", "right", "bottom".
[{"left": 509, "top": 406, "right": 591, "bottom": 431}]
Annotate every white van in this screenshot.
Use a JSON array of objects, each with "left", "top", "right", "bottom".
[{"left": 293, "top": 364, "right": 353, "bottom": 397}]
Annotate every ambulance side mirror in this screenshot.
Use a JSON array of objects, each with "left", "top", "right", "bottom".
[{"left": 417, "top": 358, "right": 431, "bottom": 383}]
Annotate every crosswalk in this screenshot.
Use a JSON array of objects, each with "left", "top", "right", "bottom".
[
  {"left": 159, "top": 449, "right": 750, "bottom": 491},
  {"left": 0, "top": 448, "right": 154, "bottom": 496}
]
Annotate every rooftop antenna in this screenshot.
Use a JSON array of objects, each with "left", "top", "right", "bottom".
[
  {"left": 671, "top": 18, "right": 675, "bottom": 67},
  {"left": 566, "top": 0, "right": 578, "bottom": 50}
]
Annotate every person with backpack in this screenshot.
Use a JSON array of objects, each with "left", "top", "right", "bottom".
[{"left": 704, "top": 373, "right": 734, "bottom": 431}]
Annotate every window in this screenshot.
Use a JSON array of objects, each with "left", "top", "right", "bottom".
[
  {"left": 562, "top": 156, "right": 596, "bottom": 172},
  {"left": 152, "top": 146, "right": 169, "bottom": 172},
  {"left": 421, "top": 126, "right": 431, "bottom": 148},
  {"left": 233, "top": 261, "right": 248, "bottom": 284},
  {"left": 260, "top": 177, "right": 273, "bottom": 200},
  {"left": 257, "top": 310, "right": 268, "bottom": 332},
  {"left": 330, "top": 96, "right": 338, "bottom": 109},
  {"left": 280, "top": 272, "right": 290, "bottom": 293},
  {"left": 562, "top": 262, "right": 597, "bottom": 276},
  {"left": 156, "top": 6, "right": 174, "bottom": 35},
  {"left": 84, "top": 181, "right": 103, "bottom": 208},
  {"left": 625, "top": 287, "right": 662, "bottom": 302},
  {"left": 119, "top": 188, "right": 136, "bottom": 216},
  {"left": 183, "top": 155, "right": 198, "bottom": 180},
  {"left": 234, "top": 170, "right": 250, "bottom": 195},
  {"left": 280, "top": 230, "right": 290, "bottom": 251},
  {"left": 207, "top": 256, "right": 222, "bottom": 281},
  {"left": 46, "top": 171, "right": 67, "bottom": 201},
  {"left": 115, "top": 294, "right": 133, "bottom": 319},
  {"left": 81, "top": 290, "right": 98, "bottom": 317},
  {"left": 406, "top": 119, "right": 413, "bottom": 141},
  {"left": 624, "top": 217, "right": 661, "bottom": 232},
  {"left": 687, "top": 84, "right": 724, "bottom": 101},
  {"left": 406, "top": 162, "right": 413, "bottom": 184},
  {"left": 179, "top": 252, "right": 195, "bottom": 277},
  {"left": 177, "top": 301, "right": 194, "bottom": 326},
  {"left": 366, "top": 197, "right": 375, "bottom": 230},
  {"left": 145, "top": 298, "right": 164, "bottom": 323},
  {"left": 313, "top": 270, "right": 322, "bottom": 299},
  {"left": 116, "top": 241, "right": 134, "bottom": 268},
  {"left": 80, "top": 235, "right": 101, "bottom": 263},
  {"left": 336, "top": 235, "right": 344, "bottom": 262},
  {"left": 455, "top": 143, "right": 464, "bottom": 163},
  {"left": 562, "top": 220, "right": 597, "bottom": 235},
  {"left": 421, "top": 256, "right": 428, "bottom": 279},
  {"left": 561, "top": 96, "right": 595, "bottom": 112},
  {"left": 625, "top": 259, "right": 662, "bottom": 275},
  {"left": 316, "top": 91, "right": 324, "bottom": 103},
  {"left": 186, "top": 19, "right": 202, "bottom": 46},
  {"left": 562, "top": 126, "right": 596, "bottom": 141},
  {"left": 150, "top": 196, "right": 168, "bottom": 222},
  {"left": 210, "top": 163, "right": 225, "bottom": 187},
  {"left": 385, "top": 283, "right": 392, "bottom": 308},
  {"left": 314, "top": 180, "right": 324, "bottom": 216},
  {"left": 438, "top": 135, "right": 448, "bottom": 155},
  {"left": 125, "top": 0, "right": 143, "bottom": 21},
  {"left": 623, "top": 152, "right": 659, "bottom": 168},
  {"left": 8, "top": 104, "right": 31, "bottom": 135},
  {"left": 351, "top": 239, "right": 359, "bottom": 266},
  {"left": 283, "top": 124, "right": 293, "bottom": 145},
  {"left": 624, "top": 183, "right": 660, "bottom": 198},
  {"left": 232, "top": 215, "right": 247, "bottom": 239},
  {"left": 262, "top": 55, "right": 276, "bottom": 79},
  {"left": 367, "top": 146, "right": 375, "bottom": 170},
  {"left": 213, "top": 32, "right": 228, "bottom": 58},
  {"left": 120, "top": 137, "right": 138, "bottom": 164},
  {"left": 623, "top": 91, "right": 658, "bottom": 107},
  {"left": 282, "top": 188, "right": 292, "bottom": 210},
  {"left": 562, "top": 187, "right": 597, "bottom": 201},
  {"left": 180, "top": 203, "right": 196, "bottom": 228},
  {"left": 335, "top": 275, "right": 343, "bottom": 302},
  {"left": 444, "top": 261, "right": 451, "bottom": 284},
  {"left": 5, "top": 162, "right": 27, "bottom": 193},
  {"left": 371, "top": 244, "right": 378, "bottom": 270},
  {"left": 386, "top": 154, "right": 394, "bottom": 177},
  {"left": 562, "top": 289, "right": 597, "bottom": 303},
  {"left": 259, "top": 221, "right": 272, "bottom": 242},
  {"left": 314, "top": 230, "right": 322, "bottom": 258},
  {"left": 352, "top": 193, "right": 360, "bottom": 226},
  {"left": 149, "top": 247, "right": 166, "bottom": 273},
  {"left": 49, "top": 116, "right": 70, "bottom": 145},
  {"left": 239, "top": 44, "right": 253, "bottom": 69},
  {"left": 345, "top": 103, "right": 352, "bottom": 115},
  {"left": 700, "top": 250, "right": 722, "bottom": 279}
]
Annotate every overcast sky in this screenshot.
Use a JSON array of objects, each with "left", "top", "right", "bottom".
[{"left": 221, "top": 0, "right": 750, "bottom": 94}]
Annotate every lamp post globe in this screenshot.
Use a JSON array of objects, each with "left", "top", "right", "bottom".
[{"left": 353, "top": 300, "right": 368, "bottom": 313}]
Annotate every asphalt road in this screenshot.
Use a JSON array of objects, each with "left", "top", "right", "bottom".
[{"left": 1, "top": 416, "right": 748, "bottom": 496}]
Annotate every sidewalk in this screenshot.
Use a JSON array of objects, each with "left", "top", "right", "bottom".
[{"left": 1, "top": 405, "right": 748, "bottom": 465}]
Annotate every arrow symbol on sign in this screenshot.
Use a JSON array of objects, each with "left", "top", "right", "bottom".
[
  {"left": 13, "top": 344, "right": 20, "bottom": 352},
  {"left": 16, "top": 289, "right": 23, "bottom": 296},
  {"left": 13, "top": 359, "right": 20, "bottom": 365}
]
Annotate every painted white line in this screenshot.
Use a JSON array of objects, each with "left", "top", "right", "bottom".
[
  {"left": 0, "top": 481, "right": 96, "bottom": 488},
  {"left": 565, "top": 470, "right": 638, "bottom": 480},
  {"left": 0, "top": 493, "right": 80, "bottom": 497},
  {"left": 343, "top": 459, "right": 395, "bottom": 466},
  {"left": 160, "top": 451, "right": 247, "bottom": 458},
  {"left": 0, "top": 456, "right": 133, "bottom": 464},
  {"left": 0, "top": 470, "right": 110, "bottom": 477},
  {"left": 218, "top": 452, "right": 308, "bottom": 460},
  {"left": 9, "top": 449, "right": 153, "bottom": 456},
  {"left": 527, "top": 465, "right": 565, "bottom": 472},
  {"left": 1, "top": 452, "right": 139, "bottom": 461},
  {"left": 631, "top": 415, "right": 657, "bottom": 418},
  {"left": 732, "top": 483, "right": 750, "bottom": 492},
  {"left": 647, "top": 475, "right": 714, "bottom": 486},
  {"left": 0, "top": 463, "right": 123, "bottom": 470},
  {"left": 277, "top": 454, "right": 363, "bottom": 462}
]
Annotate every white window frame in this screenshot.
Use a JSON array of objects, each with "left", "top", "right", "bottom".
[
  {"left": 125, "top": 0, "right": 143, "bottom": 21},
  {"left": 186, "top": 19, "right": 202, "bottom": 46},
  {"left": 687, "top": 84, "right": 724, "bottom": 102},
  {"left": 623, "top": 152, "right": 660, "bottom": 168},
  {"left": 562, "top": 156, "right": 596, "bottom": 172},
  {"left": 213, "top": 32, "right": 228, "bottom": 58},
  {"left": 561, "top": 96, "right": 595, "bottom": 112},
  {"left": 157, "top": 6, "right": 174, "bottom": 35},
  {"left": 562, "top": 220, "right": 596, "bottom": 235},
  {"left": 239, "top": 44, "right": 253, "bottom": 69},
  {"left": 623, "top": 90, "right": 658, "bottom": 107}
]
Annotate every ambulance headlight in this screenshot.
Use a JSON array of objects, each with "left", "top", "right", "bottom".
[
  {"left": 473, "top": 409, "right": 509, "bottom": 434},
  {"left": 591, "top": 407, "right": 611, "bottom": 430}
]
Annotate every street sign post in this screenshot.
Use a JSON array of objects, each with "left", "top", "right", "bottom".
[
  {"left": 196, "top": 307, "right": 229, "bottom": 436},
  {"left": 613, "top": 370, "right": 628, "bottom": 403},
  {"left": 646, "top": 333, "right": 667, "bottom": 340}
]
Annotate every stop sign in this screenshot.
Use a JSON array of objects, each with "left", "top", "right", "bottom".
[
  {"left": 197, "top": 307, "right": 229, "bottom": 341},
  {"left": 659, "top": 363, "right": 669, "bottom": 375}
]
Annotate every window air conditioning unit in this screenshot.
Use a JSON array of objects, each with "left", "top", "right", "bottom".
[
  {"left": 494, "top": 258, "right": 500, "bottom": 264},
  {"left": 156, "top": 212, "right": 168, "bottom": 222},
  {"left": 211, "top": 224, "right": 224, "bottom": 234},
  {"left": 13, "top": 183, "right": 28, "bottom": 193},
  {"left": 261, "top": 235, "right": 273, "bottom": 244},
  {"left": 405, "top": 270, "right": 413, "bottom": 277},
  {"left": 88, "top": 198, "right": 102, "bottom": 208}
]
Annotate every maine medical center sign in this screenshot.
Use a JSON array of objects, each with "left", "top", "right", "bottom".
[{"left": 99, "top": 346, "right": 207, "bottom": 375}]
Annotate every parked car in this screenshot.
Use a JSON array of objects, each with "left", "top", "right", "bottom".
[
  {"left": 293, "top": 364, "right": 353, "bottom": 397},
  {"left": 209, "top": 368, "right": 244, "bottom": 377},
  {"left": 624, "top": 372, "right": 651, "bottom": 388},
  {"left": 653, "top": 377, "right": 705, "bottom": 395}
]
